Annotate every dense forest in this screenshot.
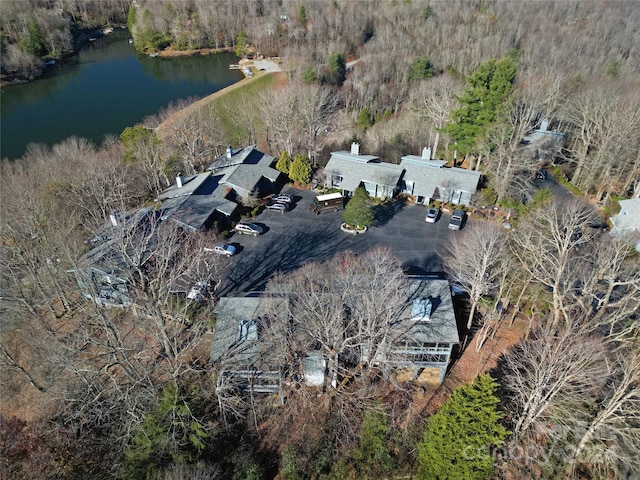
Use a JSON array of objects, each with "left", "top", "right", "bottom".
[
  {"left": 1, "top": 1, "right": 639, "bottom": 479},
  {"left": 0, "top": 0, "right": 130, "bottom": 82}
]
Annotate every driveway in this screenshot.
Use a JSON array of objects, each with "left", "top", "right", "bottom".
[{"left": 220, "top": 187, "right": 454, "bottom": 295}]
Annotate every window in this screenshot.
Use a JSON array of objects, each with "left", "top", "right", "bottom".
[{"left": 238, "top": 319, "right": 258, "bottom": 341}]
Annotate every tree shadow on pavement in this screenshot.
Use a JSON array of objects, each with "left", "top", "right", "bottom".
[{"left": 373, "top": 200, "right": 405, "bottom": 227}]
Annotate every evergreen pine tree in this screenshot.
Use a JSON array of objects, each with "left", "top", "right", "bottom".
[
  {"left": 353, "top": 407, "right": 393, "bottom": 474},
  {"left": 416, "top": 374, "right": 509, "bottom": 480},
  {"left": 445, "top": 57, "right": 517, "bottom": 156},
  {"left": 408, "top": 56, "right": 434, "bottom": 81},
  {"left": 343, "top": 187, "right": 374, "bottom": 228},
  {"left": 235, "top": 30, "right": 248, "bottom": 58},
  {"left": 276, "top": 151, "right": 292, "bottom": 174},
  {"left": 20, "top": 19, "right": 46, "bottom": 57},
  {"left": 289, "top": 154, "right": 312, "bottom": 184},
  {"left": 327, "top": 52, "right": 346, "bottom": 85}
]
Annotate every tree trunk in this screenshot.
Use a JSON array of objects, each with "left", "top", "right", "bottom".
[
  {"left": 466, "top": 300, "right": 478, "bottom": 330},
  {"left": 1, "top": 343, "right": 46, "bottom": 392}
]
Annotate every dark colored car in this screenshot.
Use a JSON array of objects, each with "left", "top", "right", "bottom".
[{"left": 448, "top": 210, "right": 466, "bottom": 230}]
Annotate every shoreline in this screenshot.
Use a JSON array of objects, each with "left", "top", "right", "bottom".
[
  {"left": 154, "top": 46, "right": 236, "bottom": 58},
  {"left": 1, "top": 26, "right": 125, "bottom": 88},
  {"left": 155, "top": 70, "right": 276, "bottom": 137},
  {"left": 155, "top": 59, "right": 284, "bottom": 137}
]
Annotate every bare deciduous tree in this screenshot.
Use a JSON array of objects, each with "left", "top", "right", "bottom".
[
  {"left": 408, "top": 74, "right": 463, "bottom": 157},
  {"left": 164, "top": 105, "right": 224, "bottom": 172},
  {"left": 442, "top": 221, "right": 509, "bottom": 332},
  {"left": 502, "top": 323, "right": 609, "bottom": 440},
  {"left": 263, "top": 248, "right": 410, "bottom": 393},
  {"left": 570, "top": 347, "right": 640, "bottom": 478},
  {"left": 510, "top": 198, "right": 598, "bottom": 331},
  {"left": 575, "top": 237, "right": 640, "bottom": 342}
]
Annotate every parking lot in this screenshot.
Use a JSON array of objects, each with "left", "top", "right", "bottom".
[{"left": 220, "top": 187, "right": 453, "bottom": 295}]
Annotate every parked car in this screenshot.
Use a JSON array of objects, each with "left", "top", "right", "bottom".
[
  {"left": 448, "top": 210, "right": 466, "bottom": 230},
  {"left": 187, "top": 282, "right": 208, "bottom": 303},
  {"left": 204, "top": 242, "right": 236, "bottom": 256},
  {"left": 266, "top": 202, "right": 289, "bottom": 213},
  {"left": 234, "top": 222, "right": 263, "bottom": 236},
  {"left": 425, "top": 207, "right": 440, "bottom": 223},
  {"left": 533, "top": 169, "right": 547, "bottom": 183},
  {"left": 271, "top": 193, "right": 293, "bottom": 204}
]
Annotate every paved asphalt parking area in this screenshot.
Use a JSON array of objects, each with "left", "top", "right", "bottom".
[{"left": 220, "top": 187, "right": 455, "bottom": 295}]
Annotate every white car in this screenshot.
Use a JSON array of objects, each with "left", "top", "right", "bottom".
[
  {"left": 187, "top": 282, "right": 208, "bottom": 302},
  {"left": 234, "top": 222, "right": 263, "bottom": 236},
  {"left": 425, "top": 207, "right": 440, "bottom": 223},
  {"left": 271, "top": 193, "right": 293, "bottom": 204},
  {"left": 204, "top": 242, "right": 236, "bottom": 256}
]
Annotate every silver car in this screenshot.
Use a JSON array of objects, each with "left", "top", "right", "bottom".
[
  {"left": 204, "top": 242, "right": 236, "bottom": 256},
  {"left": 271, "top": 193, "right": 293, "bottom": 204},
  {"left": 234, "top": 222, "right": 264, "bottom": 236},
  {"left": 266, "top": 202, "right": 289, "bottom": 213},
  {"left": 425, "top": 207, "right": 440, "bottom": 223}
]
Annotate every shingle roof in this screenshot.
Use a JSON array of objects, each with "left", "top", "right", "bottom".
[
  {"left": 208, "top": 146, "right": 281, "bottom": 196},
  {"left": 154, "top": 172, "right": 237, "bottom": 229},
  {"left": 211, "top": 296, "right": 286, "bottom": 367},
  {"left": 400, "top": 155, "right": 481, "bottom": 200},
  {"left": 210, "top": 277, "right": 459, "bottom": 368},
  {"left": 75, "top": 207, "right": 156, "bottom": 276},
  {"left": 325, "top": 151, "right": 404, "bottom": 192},
  {"left": 399, "top": 277, "right": 460, "bottom": 345}
]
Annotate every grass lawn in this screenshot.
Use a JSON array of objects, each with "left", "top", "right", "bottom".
[
  {"left": 550, "top": 166, "right": 582, "bottom": 194},
  {"left": 212, "top": 72, "right": 281, "bottom": 145},
  {"left": 156, "top": 71, "right": 283, "bottom": 147}
]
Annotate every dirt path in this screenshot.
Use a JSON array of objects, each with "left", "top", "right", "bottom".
[{"left": 410, "top": 318, "right": 528, "bottom": 419}]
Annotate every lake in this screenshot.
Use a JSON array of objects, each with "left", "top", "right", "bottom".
[{"left": 0, "top": 29, "right": 243, "bottom": 160}]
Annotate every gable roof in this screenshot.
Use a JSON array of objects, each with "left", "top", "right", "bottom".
[
  {"left": 155, "top": 172, "right": 237, "bottom": 229},
  {"left": 400, "top": 155, "right": 481, "bottom": 199},
  {"left": 399, "top": 277, "right": 460, "bottom": 345},
  {"left": 210, "top": 277, "right": 459, "bottom": 368},
  {"left": 325, "top": 150, "right": 404, "bottom": 192},
  {"left": 74, "top": 207, "right": 156, "bottom": 276},
  {"left": 208, "top": 145, "right": 281, "bottom": 195},
  {"left": 210, "top": 296, "right": 286, "bottom": 367}
]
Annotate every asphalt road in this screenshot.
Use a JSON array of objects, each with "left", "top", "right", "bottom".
[{"left": 220, "top": 187, "right": 454, "bottom": 295}]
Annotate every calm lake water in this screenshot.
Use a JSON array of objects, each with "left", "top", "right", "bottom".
[{"left": 0, "top": 29, "right": 242, "bottom": 160}]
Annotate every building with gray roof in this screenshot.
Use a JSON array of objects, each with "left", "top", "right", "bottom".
[
  {"left": 325, "top": 144, "right": 481, "bottom": 206},
  {"left": 71, "top": 146, "right": 283, "bottom": 306},
  {"left": 208, "top": 145, "right": 282, "bottom": 200},
  {"left": 384, "top": 277, "right": 460, "bottom": 382},
  {"left": 211, "top": 296, "right": 285, "bottom": 402},
  {"left": 156, "top": 172, "right": 238, "bottom": 230},
  {"left": 69, "top": 208, "right": 157, "bottom": 307},
  {"left": 325, "top": 143, "right": 404, "bottom": 198},
  {"left": 210, "top": 277, "right": 459, "bottom": 388},
  {"left": 400, "top": 148, "right": 482, "bottom": 206}
]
